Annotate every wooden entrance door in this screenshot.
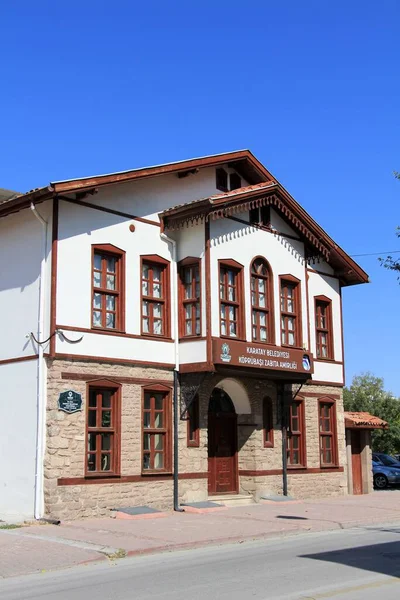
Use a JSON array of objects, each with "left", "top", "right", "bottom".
[
  {"left": 351, "top": 430, "right": 363, "bottom": 495},
  {"left": 208, "top": 389, "right": 238, "bottom": 494}
]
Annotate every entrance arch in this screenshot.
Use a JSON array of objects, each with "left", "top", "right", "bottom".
[{"left": 208, "top": 388, "right": 238, "bottom": 495}]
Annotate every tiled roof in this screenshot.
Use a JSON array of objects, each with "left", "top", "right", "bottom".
[
  {"left": 344, "top": 412, "right": 388, "bottom": 429},
  {"left": 161, "top": 181, "right": 276, "bottom": 215},
  {"left": 0, "top": 188, "right": 20, "bottom": 205}
]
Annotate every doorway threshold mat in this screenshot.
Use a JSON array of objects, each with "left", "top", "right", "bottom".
[
  {"left": 110, "top": 506, "right": 169, "bottom": 520},
  {"left": 260, "top": 495, "right": 299, "bottom": 504},
  {"left": 181, "top": 501, "right": 227, "bottom": 513}
]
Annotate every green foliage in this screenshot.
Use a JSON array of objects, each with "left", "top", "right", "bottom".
[
  {"left": 344, "top": 373, "right": 400, "bottom": 454},
  {"left": 379, "top": 172, "right": 400, "bottom": 277}
]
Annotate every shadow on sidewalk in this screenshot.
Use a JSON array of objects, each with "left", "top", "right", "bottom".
[{"left": 300, "top": 537, "right": 400, "bottom": 579}]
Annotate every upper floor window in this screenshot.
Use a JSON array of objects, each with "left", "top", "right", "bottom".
[
  {"left": 179, "top": 259, "right": 201, "bottom": 337},
  {"left": 251, "top": 257, "right": 273, "bottom": 343},
  {"left": 86, "top": 381, "right": 121, "bottom": 476},
  {"left": 315, "top": 297, "right": 333, "bottom": 360},
  {"left": 263, "top": 397, "right": 274, "bottom": 448},
  {"left": 280, "top": 276, "right": 301, "bottom": 347},
  {"left": 249, "top": 205, "right": 271, "bottom": 227},
  {"left": 143, "top": 386, "right": 172, "bottom": 473},
  {"left": 319, "top": 399, "right": 337, "bottom": 467},
  {"left": 92, "top": 245, "right": 125, "bottom": 331},
  {"left": 141, "top": 256, "right": 170, "bottom": 337},
  {"left": 219, "top": 260, "right": 244, "bottom": 339},
  {"left": 216, "top": 168, "right": 228, "bottom": 192},
  {"left": 288, "top": 398, "right": 306, "bottom": 467},
  {"left": 229, "top": 172, "right": 242, "bottom": 190}
]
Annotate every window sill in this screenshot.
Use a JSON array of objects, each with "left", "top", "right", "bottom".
[
  {"left": 252, "top": 340, "right": 277, "bottom": 346},
  {"left": 281, "top": 344, "right": 304, "bottom": 351},
  {"left": 287, "top": 465, "right": 307, "bottom": 470},
  {"left": 264, "top": 442, "right": 274, "bottom": 449},
  {"left": 141, "top": 471, "right": 173, "bottom": 476},
  {"left": 92, "top": 327, "right": 125, "bottom": 335},
  {"left": 187, "top": 442, "right": 200, "bottom": 448},
  {"left": 220, "top": 335, "right": 246, "bottom": 342},
  {"left": 84, "top": 473, "right": 120, "bottom": 479},
  {"left": 141, "top": 334, "right": 174, "bottom": 342},
  {"left": 179, "top": 335, "right": 205, "bottom": 342},
  {"left": 315, "top": 357, "right": 337, "bottom": 363}
]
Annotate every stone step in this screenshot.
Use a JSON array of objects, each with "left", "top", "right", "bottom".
[{"left": 209, "top": 493, "right": 255, "bottom": 507}]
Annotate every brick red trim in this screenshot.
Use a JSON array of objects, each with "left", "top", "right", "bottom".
[
  {"left": 54, "top": 353, "right": 174, "bottom": 369},
  {"left": 61, "top": 372, "right": 173, "bottom": 385},
  {"left": 56, "top": 324, "right": 174, "bottom": 343},
  {"left": 91, "top": 244, "right": 126, "bottom": 333},
  {"left": 178, "top": 258, "right": 202, "bottom": 339},
  {"left": 58, "top": 472, "right": 209, "bottom": 485},
  {"left": 239, "top": 467, "right": 344, "bottom": 477},
  {"left": 0, "top": 354, "right": 38, "bottom": 366},
  {"left": 140, "top": 255, "right": 171, "bottom": 339},
  {"left": 179, "top": 362, "right": 212, "bottom": 373},
  {"left": 218, "top": 259, "right": 245, "bottom": 340},
  {"left": 279, "top": 274, "right": 303, "bottom": 349},
  {"left": 310, "top": 380, "right": 344, "bottom": 387},
  {"left": 204, "top": 220, "right": 212, "bottom": 367},
  {"left": 302, "top": 391, "right": 341, "bottom": 399}
]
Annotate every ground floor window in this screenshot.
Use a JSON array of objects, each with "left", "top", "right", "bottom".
[
  {"left": 187, "top": 395, "right": 200, "bottom": 447},
  {"left": 287, "top": 398, "right": 306, "bottom": 466},
  {"left": 142, "top": 386, "right": 172, "bottom": 472},
  {"left": 319, "top": 399, "right": 338, "bottom": 466},
  {"left": 86, "top": 381, "right": 121, "bottom": 476}
]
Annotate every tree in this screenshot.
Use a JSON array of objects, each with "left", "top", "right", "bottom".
[
  {"left": 344, "top": 373, "right": 400, "bottom": 454},
  {"left": 379, "top": 172, "right": 400, "bottom": 278}
]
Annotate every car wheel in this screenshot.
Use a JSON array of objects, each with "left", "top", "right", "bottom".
[{"left": 374, "top": 473, "right": 389, "bottom": 490}]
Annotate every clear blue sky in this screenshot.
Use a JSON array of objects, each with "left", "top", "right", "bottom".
[{"left": 1, "top": 2, "right": 399, "bottom": 393}]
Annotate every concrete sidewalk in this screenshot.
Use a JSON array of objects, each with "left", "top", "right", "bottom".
[{"left": 1, "top": 491, "right": 399, "bottom": 579}]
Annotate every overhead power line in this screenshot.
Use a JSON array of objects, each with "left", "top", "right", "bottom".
[{"left": 350, "top": 250, "right": 400, "bottom": 257}]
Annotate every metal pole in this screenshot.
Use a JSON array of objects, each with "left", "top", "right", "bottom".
[
  {"left": 173, "top": 370, "right": 183, "bottom": 511},
  {"left": 279, "top": 383, "right": 288, "bottom": 496}
]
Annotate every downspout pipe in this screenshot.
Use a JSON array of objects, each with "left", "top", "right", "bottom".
[
  {"left": 160, "top": 232, "right": 183, "bottom": 512},
  {"left": 30, "top": 203, "right": 48, "bottom": 519}
]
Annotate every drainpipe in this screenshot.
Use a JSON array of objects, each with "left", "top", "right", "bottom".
[
  {"left": 30, "top": 203, "right": 48, "bottom": 519},
  {"left": 160, "top": 232, "right": 183, "bottom": 512}
]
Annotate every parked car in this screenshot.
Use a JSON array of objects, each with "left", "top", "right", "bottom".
[
  {"left": 393, "top": 454, "right": 400, "bottom": 462},
  {"left": 373, "top": 460, "right": 400, "bottom": 489},
  {"left": 372, "top": 453, "right": 400, "bottom": 468}
]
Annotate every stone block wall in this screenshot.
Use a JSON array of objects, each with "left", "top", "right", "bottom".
[{"left": 44, "top": 358, "right": 347, "bottom": 520}]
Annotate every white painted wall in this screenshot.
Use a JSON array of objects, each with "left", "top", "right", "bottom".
[
  {"left": 0, "top": 205, "right": 52, "bottom": 360},
  {"left": 0, "top": 360, "right": 38, "bottom": 520},
  {"left": 210, "top": 215, "right": 309, "bottom": 348},
  {"left": 179, "top": 340, "right": 207, "bottom": 365},
  {"left": 56, "top": 166, "right": 247, "bottom": 362},
  {"left": 307, "top": 271, "right": 343, "bottom": 384}
]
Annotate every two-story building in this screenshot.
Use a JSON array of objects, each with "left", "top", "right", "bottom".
[{"left": 0, "top": 151, "right": 368, "bottom": 521}]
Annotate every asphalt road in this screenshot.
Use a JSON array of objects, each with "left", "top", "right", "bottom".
[{"left": 1, "top": 525, "right": 400, "bottom": 599}]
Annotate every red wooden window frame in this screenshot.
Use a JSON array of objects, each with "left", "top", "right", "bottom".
[
  {"left": 92, "top": 245, "right": 125, "bottom": 332},
  {"left": 86, "top": 380, "right": 121, "bottom": 477},
  {"left": 280, "top": 275, "right": 302, "bottom": 348},
  {"left": 178, "top": 259, "right": 201, "bottom": 338},
  {"left": 219, "top": 260, "right": 244, "bottom": 339},
  {"left": 141, "top": 255, "right": 170, "bottom": 338},
  {"left": 187, "top": 395, "right": 200, "bottom": 447},
  {"left": 142, "top": 385, "right": 172, "bottom": 473},
  {"left": 287, "top": 398, "right": 306, "bottom": 467},
  {"left": 251, "top": 257, "right": 274, "bottom": 344},
  {"left": 319, "top": 399, "right": 338, "bottom": 467},
  {"left": 263, "top": 397, "right": 274, "bottom": 448},
  {"left": 315, "top": 296, "right": 334, "bottom": 360},
  {"left": 249, "top": 205, "right": 271, "bottom": 227}
]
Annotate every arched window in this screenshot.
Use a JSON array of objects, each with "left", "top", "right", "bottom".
[{"left": 251, "top": 258, "right": 273, "bottom": 343}]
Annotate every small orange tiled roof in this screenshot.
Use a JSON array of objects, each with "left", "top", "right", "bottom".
[{"left": 344, "top": 412, "right": 388, "bottom": 429}]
